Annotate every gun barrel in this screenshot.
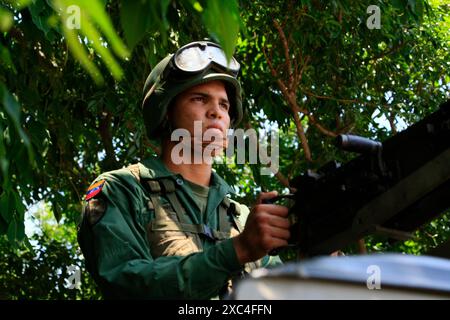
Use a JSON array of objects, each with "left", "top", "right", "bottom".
[{"left": 336, "top": 134, "right": 382, "bottom": 154}]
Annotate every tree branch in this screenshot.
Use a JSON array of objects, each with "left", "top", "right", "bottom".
[
  {"left": 358, "top": 239, "right": 367, "bottom": 254},
  {"left": 263, "top": 45, "right": 313, "bottom": 161},
  {"left": 366, "top": 41, "right": 408, "bottom": 63},
  {"left": 244, "top": 122, "right": 290, "bottom": 188},
  {"left": 302, "top": 88, "right": 360, "bottom": 105},
  {"left": 294, "top": 55, "right": 310, "bottom": 89},
  {"left": 292, "top": 110, "right": 312, "bottom": 161},
  {"left": 273, "top": 19, "right": 294, "bottom": 91},
  {"left": 388, "top": 111, "right": 398, "bottom": 135},
  {"left": 308, "top": 114, "right": 338, "bottom": 137}
]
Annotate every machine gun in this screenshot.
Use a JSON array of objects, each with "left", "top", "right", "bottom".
[{"left": 271, "top": 100, "right": 450, "bottom": 257}]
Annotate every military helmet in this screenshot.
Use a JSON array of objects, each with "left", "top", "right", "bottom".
[{"left": 142, "top": 41, "right": 243, "bottom": 139}]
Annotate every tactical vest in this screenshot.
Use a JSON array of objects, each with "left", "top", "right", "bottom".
[{"left": 127, "top": 164, "right": 261, "bottom": 275}]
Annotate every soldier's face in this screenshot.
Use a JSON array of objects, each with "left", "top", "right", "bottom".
[{"left": 169, "top": 80, "right": 231, "bottom": 138}]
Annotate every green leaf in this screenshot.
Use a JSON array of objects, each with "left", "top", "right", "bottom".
[
  {"left": 51, "top": 0, "right": 103, "bottom": 85},
  {"left": 51, "top": 0, "right": 130, "bottom": 84},
  {"left": 79, "top": 11, "right": 123, "bottom": 80},
  {"left": 0, "top": 43, "right": 16, "bottom": 73},
  {"left": 0, "top": 85, "right": 20, "bottom": 130},
  {"left": 192, "top": 1, "right": 204, "bottom": 12},
  {"left": 0, "top": 122, "right": 9, "bottom": 179},
  {"left": 16, "top": 219, "right": 25, "bottom": 241},
  {"left": 65, "top": 31, "right": 104, "bottom": 84},
  {"left": 412, "top": 0, "right": 425, "bottom": 21},
  {"left": 0, "top": 84, "right": 34, "bottom": 165},
  {"left": 3, "top": 0, "right": 32, "bottom": 10},
  {"left": 76, "top": 0, "right": 130, "bottom": 59},
  {"left": 120, "top": 0, "right": 171, "bottom": 50},
  {"left": 7, "top": 218, "right": 17, "bottom": 243},
  {"left": 160, "top": 0, "right": 171, "bottom": 30},
  {"left": 28, "top": 0, "right": 58, "bottom": 41},
  {"left": 326, "top": 19, "right": 342, "bottom": 38},
  {"left": 0, "top": 213, "right": 7, "bottom": 234},
  {"left": 392, "top": 0, "right": 406, "bottom": 11},
  {"left": 0, "top": 84, "right": 30, "bottom": 146},
  {"left": 28, "top": 120, "right": 49, "bottom": 152},
  {"left": 22, "top": 235, "right": 34, "bottom": 251},
  {"left": 120, "top": 0, "right": 151, "bottom": 50},
  {"left": 0, "top": 7, "right": 14, "bottom": 32},
  {"left": 6, "top": 207, "right": 26, "bottom": 243},
  {"left": 12, "top": 191, "right": 25, "bottom": 221},
  {"left": 52, "top": 201, "right": 62, "bottom": 223},
  {"left": 0, "top": 191, "right": 11, "bottom": 224},
  {"left": 203, "top": 0, "right": 240, "bottom": 62}
]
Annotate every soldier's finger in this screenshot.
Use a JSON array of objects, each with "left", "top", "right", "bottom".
[
  {"left": 269, "top": 226, "right": 291, "bottom": 240},
  {"left": 267, "top": 238, "right": 289, "bottom": 251},
  {"left": 267, "top": 215, "right": 291, "bottom": 229},
  {"left": 256, "top": 191, "right": 278, "bottom": 204},
  {"left": 257, "top": 204, "right": 289, "bottom": 217}
]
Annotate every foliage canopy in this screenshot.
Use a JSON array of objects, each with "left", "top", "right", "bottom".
[{"left": 0, "top": 0, "right": 449, "bottom": 298}]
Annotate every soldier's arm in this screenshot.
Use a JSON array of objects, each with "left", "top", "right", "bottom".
[{"left": 78, "top": 172, "right": 243, "bottom": 299}]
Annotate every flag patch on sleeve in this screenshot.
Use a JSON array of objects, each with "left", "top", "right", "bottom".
[{"left": 85, "top": 179, "right": 105, "bottom": 200}]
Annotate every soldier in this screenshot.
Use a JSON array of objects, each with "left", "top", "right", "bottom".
[{"left": 77, "top": 41, "right": 290, "bottom": 299}]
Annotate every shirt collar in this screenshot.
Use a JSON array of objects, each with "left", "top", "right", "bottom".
[{"left": 140, "top": 156, "right": 235, "bottom": 195}]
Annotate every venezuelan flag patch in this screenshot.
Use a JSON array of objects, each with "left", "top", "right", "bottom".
[{"left": 85, "top": 179, "right": 105, "bottom": 201}]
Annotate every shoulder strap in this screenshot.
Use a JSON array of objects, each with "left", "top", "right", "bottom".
[
  {"left": 159, "top": 179, "right": 191, "bottom": 225},
  {"left": 218, "top": 198, "right": 230, "bottom": 235},
  {"left": 145, "top": 179, "right": 191, "bottom": 224},
  {"left": 145, "top": 178, "right": 230, "bottom": 241},
  {"left": 149, "top": 220, "right": 230, "bottom": 240}
]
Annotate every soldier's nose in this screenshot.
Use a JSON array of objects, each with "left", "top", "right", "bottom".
[{"left": 206, "top": 104, "right": 221, "bottom": 119}]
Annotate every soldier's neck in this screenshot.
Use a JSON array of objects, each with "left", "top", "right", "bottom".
[{"left": 162, "top": 144, "right": 212, "bottom": 187}]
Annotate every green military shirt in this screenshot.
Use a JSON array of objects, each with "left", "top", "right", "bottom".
[
  {"left": 78, "top": 156, "right": 282, "bottom": 299},
  {"left": 185, "top": 179, "right": 209, "bottom": 220}
]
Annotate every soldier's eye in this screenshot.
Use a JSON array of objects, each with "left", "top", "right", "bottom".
[{"left": 192, "top": 96, "right": 206, "bottom": 103}]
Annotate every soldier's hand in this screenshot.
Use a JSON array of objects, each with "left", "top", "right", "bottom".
[{"left": 233, "top": 191, "right": 290, "bottom": 264}]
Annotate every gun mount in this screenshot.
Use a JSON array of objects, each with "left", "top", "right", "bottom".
[{"left": 285, "top": 100, "right": 450, "bottom": 256}]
